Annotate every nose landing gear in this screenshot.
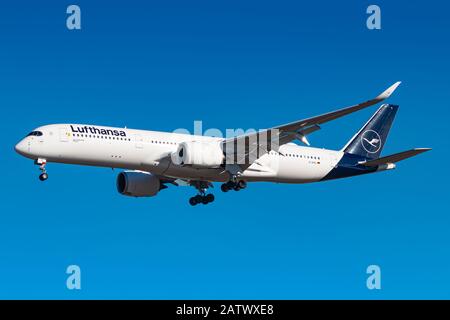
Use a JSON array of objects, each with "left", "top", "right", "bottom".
[{"left": 35, "top": 158, "right": 48, "bottom": 181}]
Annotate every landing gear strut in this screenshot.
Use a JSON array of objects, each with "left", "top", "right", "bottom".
[
  {"left": 221, "top": 179, "right": 246, "bottom": 192},
  {"left": 189, "top": 181, "right": 215, "bottom": 206},
  {"left": 35, "top": 158, "right": 48, "bottom": 181}
]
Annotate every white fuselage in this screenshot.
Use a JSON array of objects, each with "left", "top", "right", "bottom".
[{"left": 15, "top": 124, "right": 344, "bottom": 183}]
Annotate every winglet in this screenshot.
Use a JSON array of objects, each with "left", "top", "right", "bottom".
[{"left": 377, "top": 81, "right": 401, "bottom": 100}]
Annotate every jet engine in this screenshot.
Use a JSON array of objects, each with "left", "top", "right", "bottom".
[
  {"left": 116, "top": 171, "right": 161, "bottom": 197},
  {"left": 171, "top": 141, "right": 224, "bottom": 168}
]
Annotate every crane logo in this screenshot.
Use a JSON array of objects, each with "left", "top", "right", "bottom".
[{"left": 361, "top": 130, "right": 381, "bottom": 153}]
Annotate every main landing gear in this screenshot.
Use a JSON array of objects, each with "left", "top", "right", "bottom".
[
  {"left": 221, "top": 179, "right": 247, "bottom": 192},
  {"left": 189, "top": 193, "right": 215, "bottom": 206},
  {"left": 35, "top": 158, "right": 48, "bottom": 181},
  {"left": 189, "top": 181, "right": 215, "bottom": 206}
]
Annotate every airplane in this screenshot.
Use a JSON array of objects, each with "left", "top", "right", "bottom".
[{"left": 15, "top": 82, "right": 430, "bottom": 206}]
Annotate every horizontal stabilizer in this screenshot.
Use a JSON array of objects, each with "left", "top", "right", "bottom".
[{"left": 359, "top": 148, "right": 431, "bottom": 167}]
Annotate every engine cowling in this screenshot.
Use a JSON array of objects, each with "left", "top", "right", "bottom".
[
  {"left": 171, "top": 141, "right": 224, "bottom": 168},
  {"left": 116, "top": 171, "right": 161, "bottom": 197}
]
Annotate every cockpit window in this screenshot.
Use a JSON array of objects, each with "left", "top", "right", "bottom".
[{"left": 27, "top": 131, "right": 43, "bottom": 137}]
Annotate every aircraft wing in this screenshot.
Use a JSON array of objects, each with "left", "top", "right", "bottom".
[{"left": 222, "top": 82, "right": 401, "bottom": 164}]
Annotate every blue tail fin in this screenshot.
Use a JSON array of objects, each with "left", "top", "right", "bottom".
[{"left": 342, "top": 104, "right": 398, "bottom": 160}]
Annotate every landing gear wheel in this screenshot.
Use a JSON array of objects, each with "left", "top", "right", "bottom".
[
  {"left": 226, "top": 181, "right": 234, "bottom": 189},
  {"left": 205, "top": 194, "right": 215, "bottom": 203},
  {"left": 39, "top": 173, "right": 48, "bottom": 181},
  {"left": 237, "top": 180, "right": 247, "bottom": 189},
  {"left": 189, "top": 197, "right": 197, "bottom": 206},
  {"left": 221, "top": 180, "right": 247, "bottom": 192}
]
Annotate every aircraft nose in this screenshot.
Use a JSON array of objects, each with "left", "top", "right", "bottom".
[{"left": 15, "top": 139, "right": 28, "bottom": 156}]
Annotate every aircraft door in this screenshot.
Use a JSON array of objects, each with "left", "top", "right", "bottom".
[
  {"left": 59, "top": 128, "right": 69, "bottom": 142},
  {"left": 134, "top": 134, "right": 144, "bottom": 149}
]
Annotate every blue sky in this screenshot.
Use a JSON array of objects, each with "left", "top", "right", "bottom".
[{"left": 0, "top": 1, "right": 449, "bottom": 299}]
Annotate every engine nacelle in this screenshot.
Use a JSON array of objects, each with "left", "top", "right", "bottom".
[
  {"left": 171, "top": 141, "right": 224, "bottom": 168},
  {"left": 116, "top": 171, "right": 161, "bottom": 197}
]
